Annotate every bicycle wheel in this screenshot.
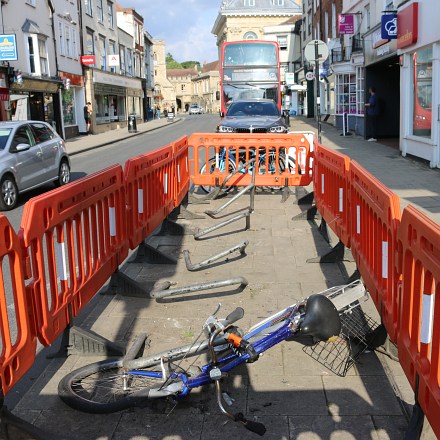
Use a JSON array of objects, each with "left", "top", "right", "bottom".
[
  {"left": 58, "top": 358, "right": 169, "bottom": 414},
  {"left": 199, "top": 157, "right": 236, "bottom": 194}
]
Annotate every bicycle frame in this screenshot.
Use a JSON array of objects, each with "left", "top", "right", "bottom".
[{"left": 126, "top": 302, "right": 301, "bottom": 397}]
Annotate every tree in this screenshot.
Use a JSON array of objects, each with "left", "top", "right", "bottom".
[{"left": 166, "top": 53, "right": 182, "bottom": 69}]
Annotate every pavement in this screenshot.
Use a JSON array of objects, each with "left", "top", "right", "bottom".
[{"left": 2, "top": 115, "right": 439, "bottom": 440}]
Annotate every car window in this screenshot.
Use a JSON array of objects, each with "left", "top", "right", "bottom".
[
  {"left": 31, "top": 123, "right": 54, "bottom": 143},
  {"left": 0, "top": 129, "right": 12, "bottom": 151},
  {"left": 10, "top": 126, "right": 34, "bottom": 151}
]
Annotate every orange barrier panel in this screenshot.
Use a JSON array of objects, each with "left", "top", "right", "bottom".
[
  {"left": 173, "top": 136, "right": 190, "bottom": 207},
  {"left": 313, "top": 142, "right": 351, "bottom": 247},
  {"left": 348, "top": 161, "right": 401, "bottom": 343},
  {"left": 397, "top": 205, "right": 440, "bottom": 439},
  {"left": 125, "top": 144, "right": 175, "bottom": 249},
  {"left": 19, "top": 165, "right": 128, "bottom": 346},
  {"left": 189, "top": 133, "right": 312, "bottom": 189},
  {"left": 0, "top": 215, "right": 36, "bottom": 396}
]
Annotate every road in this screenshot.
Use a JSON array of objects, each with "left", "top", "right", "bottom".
[
  {"left": 3, "top": 114, "right": 219, "bottom": 231},
  {"left": 1, "top": 114, "right": 218, "bottom": 400}
]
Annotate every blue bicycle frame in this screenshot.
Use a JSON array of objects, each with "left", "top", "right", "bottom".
[{"left": 127, "top": 303, "right": 301, "bottom": 397}]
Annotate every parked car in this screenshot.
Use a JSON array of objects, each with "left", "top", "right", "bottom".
[
  {"left": 216, "top": 99, "right": 288, "bottom": 133},
  {"left": 189, "top": 104, "right": 203, "bottom": 115},
  {"left": 0, "top": 121, "right": 71, "bottom": 210}
]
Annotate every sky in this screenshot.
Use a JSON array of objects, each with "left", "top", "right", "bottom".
[{"left": 126, "top": 1, "right": 221, "bottom": 64}]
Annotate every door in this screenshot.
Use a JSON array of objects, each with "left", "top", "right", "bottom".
[
  {"left": 30, "top": 122, "right": 60, "bottom": 180},
  {"left": 9, "top": 124, "right": 44, "bottom": 190}
]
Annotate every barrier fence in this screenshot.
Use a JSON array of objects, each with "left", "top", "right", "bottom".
[{"left": 0, "top": 132, "right": 439, "bottom": 438}]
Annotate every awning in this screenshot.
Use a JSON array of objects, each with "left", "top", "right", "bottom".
[{"left": 290, "top": 84, "right": 307, "bottom": 91}]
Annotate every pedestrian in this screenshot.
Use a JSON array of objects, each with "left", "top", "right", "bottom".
[
  {"left": 157, "top": 105, "right": 161, "bottom": 119},
  {"left": 365, "top": 86, "right": 380, "bottom": 142},
  {"left": 83, "top": 102, "right": 92, "bottom": 134}
]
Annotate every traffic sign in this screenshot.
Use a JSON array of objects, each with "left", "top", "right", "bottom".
[
  {"left": 304, "top": 40, "right": 329, "bottom": 65},
  {"left": 305, "top": 71, "right": 315, "bottom": 81}
]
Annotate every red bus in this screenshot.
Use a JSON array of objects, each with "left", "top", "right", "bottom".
[
  {"left": 413, "top": 51, "right": 432, "bottom": 137},
  {"left": 220, "top": 40, "right": 281, "bottom": 114}
]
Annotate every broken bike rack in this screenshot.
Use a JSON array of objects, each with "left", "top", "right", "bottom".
[
  {"left": 183, "top": 240, "right": 249, "bottom": 271},
  {"left": 150, "top": 276, "right": 248, "bottom": 299}
]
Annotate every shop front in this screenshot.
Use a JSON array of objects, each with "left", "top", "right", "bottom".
[
  {"left": 9, "top": 76, "right": 63, "bottom": 135},
  {"left": 398, "top": 1, "right": 439, "bottom": 168},
  {"left": 85, "top": 68, "right": 144, "bottom": 134},
  {"left": 364, "top": 26, "right": 400, "bottom": 140},
  {"left": 59, "top": 72, "right": 85, "bottom": 139}
]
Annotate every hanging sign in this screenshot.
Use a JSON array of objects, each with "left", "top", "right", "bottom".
[
  {"left": 338, "top": 14, "right": 354, "bottom": 35},
  {"left": 108, "top": 54, "right": 120, "bottom": 67},
  {"left": 0, "top": 34, "right": 18, "bottom": 61},
  {"left": 381, "top": 14, "right": 397, "bottom": 39}
]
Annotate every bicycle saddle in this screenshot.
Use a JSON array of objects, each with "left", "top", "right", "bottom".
[{"left": 300, "top": 294, "right": 341, "bottom": 341}]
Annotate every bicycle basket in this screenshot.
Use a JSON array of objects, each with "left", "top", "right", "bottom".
[{"left": 302, "top": 306, "right": 379, "bottom": 377}]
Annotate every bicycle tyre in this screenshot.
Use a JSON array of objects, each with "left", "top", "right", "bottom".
[
  {"left": 58, "top": 358, "right": 167, "bottom": 414},
  {"left": 199, "top": 157, "right": 236, "bottom": 194}
]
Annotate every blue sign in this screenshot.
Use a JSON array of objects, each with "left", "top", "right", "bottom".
[
  {"left": 0, "top": 35, "right": 18, "bottom": 61},
  {"left": 381, "top": 14, "right": 397, "bottom": 40}
]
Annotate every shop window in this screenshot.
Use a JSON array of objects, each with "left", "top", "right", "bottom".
[
  {"left": 412, "top": 46, "right": 432, "bottom": 138},
  {"left": 356, "top": 66, "right": 364, "bottom": 114},
  {"left": 62, "top": 88, "right": 76, "bottom": 126},
  {"left": 335, "top": 73, "right": 356, "bottom": 114}
]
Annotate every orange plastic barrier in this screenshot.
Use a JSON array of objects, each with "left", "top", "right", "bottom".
[
  {"left": 313, "top": 142, "right": 351, "bottom": 247},
  {"left": 0, "top": 215, "right": 36, "bottom": 396},
  {"left": 189, "top": 133, "right": 312, "bottom": 189},
  {"left": 348, "top": 161, "right": 401, "bottom": 342},
  {"left": 124, "top": 144, "right": 175, "bottom": 249},
  {"left": 19, "top": 165, "right": 128, "bottom": 346},
  {"left": 173, "top": 136, "right": 190, "bottom": 207},
  {"left": 397, "top": 205, "right": 440, "bottom": 439}
]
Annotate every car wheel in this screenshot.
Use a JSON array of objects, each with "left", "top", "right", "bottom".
[
  {"left": 0, "top": 175, "right": 18, "bottom": 211},
  {"left": 55, "top": 159, "right": 71, "bottom": 187}
]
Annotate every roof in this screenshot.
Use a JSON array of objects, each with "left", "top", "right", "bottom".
[
  {"left": 167, "top": 68, "right": 198, "bottom": 78},
  {"left": 201, "top": 61, "right": 219, "bottom": 73}
]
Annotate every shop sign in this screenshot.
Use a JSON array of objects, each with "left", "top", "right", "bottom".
[
  {"left": 381, "top": 14, "right": 397, "bottom": 39},
  {"left": 285, "top": 72, "right": 295, "bottom": 85},
  {"left": 80, "top": 55, "right": 95, "bottom": 65},
  {"left": 0, "top": 34, "right": 17, "bottom": 61},
  {"left": 338, "top": 14, "right": 354, "bottom": 35},
  {"left": 397, "top": 2, "right": 418, "bottom": 49},
  {"left": 108, "top": 54, "right": 119, "bottom": 67}
]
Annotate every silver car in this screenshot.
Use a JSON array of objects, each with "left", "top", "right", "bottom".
[{"left": 0, "top": 121, "right": 71, "bottom": 210}]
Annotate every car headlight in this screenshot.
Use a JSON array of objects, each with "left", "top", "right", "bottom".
[
  {"left": 217, "top": 125, "right": 235, "bottom": 133},
  {"left": 269, "top": 126, "right": 287, "bottom": 133}
]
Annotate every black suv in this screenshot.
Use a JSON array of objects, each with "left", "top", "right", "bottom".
[{"left": 217, "top": 99, "right": 288, "bottom": 133}]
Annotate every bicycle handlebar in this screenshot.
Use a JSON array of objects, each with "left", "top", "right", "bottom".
[{"left": 223, "top": 307, "right": 244, "bottom": 327}]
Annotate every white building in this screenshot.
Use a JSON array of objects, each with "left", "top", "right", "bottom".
[{"left": 398, "top": 0, "right": 440, "bottom": 168}]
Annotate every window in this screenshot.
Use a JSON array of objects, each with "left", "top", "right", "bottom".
[
  {"left": 72, "top": 30, "right": 78, "bottom": 58},
  {"left": 243, "top": 31, "right": 258, "bottom": 40},
  {"left": 31, "top": 123, "right": 54, "bottom": 142},
  {"left": 65, "top": 25, "right": 72, "bottom": 57},
  {"left": 99, "top": 36, "right": 106, "bottom": 70},
  {"left": 97, "top": 0, "right": 104, "bottom": 22},
  {"left": 58, "top": 22, "right": 65, "bottom": 56},
  {"left": 61, "top": 89, "right": 76, "bottom": 126},
  {"left": 412, "top": 46, "right": 433, "bottom": 138},
  {"left": 27, "top": 35, "right": 48, "bottom": 75},
  {"left": 107, "top": 1, "right": 114, "bottom": 28},
  {"left": 356, "top": 66, "right": 364, "bottom": 114},
  {"left": 335, "top": 73, "right": 356, "bottom": 114},
  {"left": 244, "top": 0, "right": 255, "bottom": 5},
  {"left": 38, "top": 39, "right": 48, "bottom": 75},
  {"left": 25, "top": 0, "right": 36, "bottom": 6},
  {"left": 11, "top": 126, "right": 33, "bottom": 151},
  {"left": 120, "top": 45, "right": 126, "bottom": 73},
  {"left": 85, "top": 0, "right": 92, "bottom": 16},
  {"left": 127, "top": 49, "right": 133, "bottom": 75},
  {"left": 86, "top": 30, "right": 94, "bottom": 55},
  {"left": 109, "top": 40, "right": 116, "bottom": 73}
]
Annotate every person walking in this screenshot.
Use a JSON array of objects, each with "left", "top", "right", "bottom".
[
  {"left": 365, "top": 87, "right": 380, "bottom": 142},
  {"left": 83, "top": 102, "right": 92, "bottom": 134}
]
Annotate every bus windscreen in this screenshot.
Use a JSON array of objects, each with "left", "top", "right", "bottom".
[{"left": 223, "top": 42, "right": 278, "bottom": 67}]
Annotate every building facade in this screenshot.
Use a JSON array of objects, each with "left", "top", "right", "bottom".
[
  {"left": 167, "top": 67, "right": 198, "bottom": 113},
  {"left": 192, "top": 61, "right": 220, "bottom": 114},
  {"left": 152, "top": 40, "right": 176, "bottom": 112}
]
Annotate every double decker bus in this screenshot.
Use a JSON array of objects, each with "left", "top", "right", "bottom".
[
  {"left": 413, "top": 51, "right": 432, "bottom": 137},
  {"left": 220, "top": 40, "right": 281, "bottom": 114}
]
